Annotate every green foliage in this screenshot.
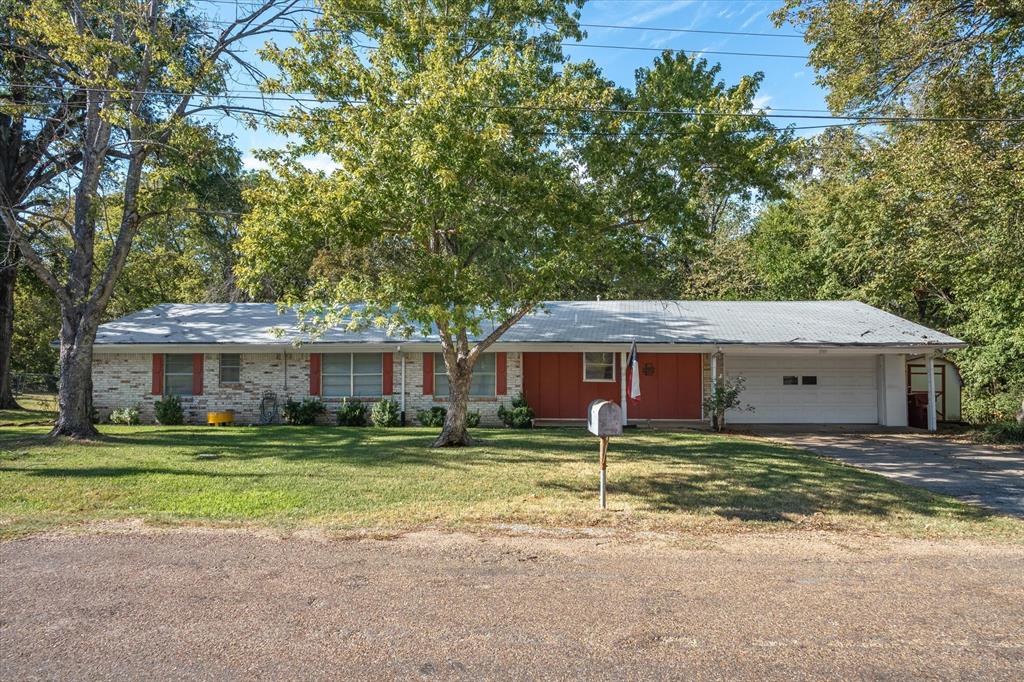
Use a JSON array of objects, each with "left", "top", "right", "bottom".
[
  {"left": 282, "top": 398, "right": 326, "bottom": 426},
  {"left": 466, "top": 411, "right": 481, "bottom": 428},
  {"left": 497, "top": 393, "right": 535, "bottom": 429},
  {"left": 336, "top": 399, "right": 368, "bottom": 427},
  {"left": 108, "top": 406, "right": 140, "bottom": 426},
  {"left": 980, "top": 421, "right": 1024, "bottom": 445},
  {"left": 702, "top": 377, "right": 753, "bottom": 432},
  {"left": 153, "top": 396, "right": 184, "bottom": 426},
  {"left": 370, "top": 399, "right": 401, "bottom": 427},
  {"left": 234, "top": 1, "right": 789, "bottom": 444},
  {"left": 417, "top": 406, "right": 447, "bottom": 428}
]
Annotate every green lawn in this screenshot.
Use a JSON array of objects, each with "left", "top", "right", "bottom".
[
  {"left": 0, "top": 394, "right": 57, "bottom": 426},
  {"left": 1, "top": 425, "right": 1020, "bottom": 541}
]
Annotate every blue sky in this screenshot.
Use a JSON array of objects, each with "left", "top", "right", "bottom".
[{"left": 202, "top": 0, "right": 826, "bottom": 170}]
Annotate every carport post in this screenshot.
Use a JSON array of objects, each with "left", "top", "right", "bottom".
[{"left": 927, "top": 354, "right": 938, "bottom": 432}]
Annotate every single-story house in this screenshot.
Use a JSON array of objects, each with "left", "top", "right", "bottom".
[{"left": 91, "top": 300, "right": 965, "bottom": 430}]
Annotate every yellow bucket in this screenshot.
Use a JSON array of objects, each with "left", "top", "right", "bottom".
[{"left": 207, "top": 410, "right": 235, "bottom": 426}]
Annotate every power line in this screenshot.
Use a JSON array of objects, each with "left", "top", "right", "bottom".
[
  {"left": 11, "top": 84, "right": 1024, "bottom": 124},
  {"left": 188, "top": 0, "right": 804, "bottom": 38}
]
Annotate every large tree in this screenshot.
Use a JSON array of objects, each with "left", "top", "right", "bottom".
[
  {"left": 237, "top": 0, "right": 789, "bottom": 446},
  {"left": 1, "top": 0, "right": 303, "bottom": 437},
  {"left": 757, "top": 1, "right": 1024, "bottom": 422}
]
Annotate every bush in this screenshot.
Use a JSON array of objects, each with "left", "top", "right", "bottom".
[
  {"left": 981, "top": 421, "right": 1024, "bottom": 444},
  {"left": 497, "top": 392, "right": 534, "bottom": 428},
  {"left": 336, "top": 399, "right": 368, "bottom": 426},
  {"left": 154, "top": 396, "right": 184, "bottom": 425},
  {"left": 702, "top": 376, "right": 753, "bottom": 432},
  {"left": 466, "top": 411, "right": 481, "bottom": 428},
  {"left": 282, "top": 397, "right": 326, "bottom": 425},
  {"left": 109, "top": 406, "right": 141, "bottom": 425},
  {"left": 371, "top": 399, "right": 401, "bottom": 427},
  {"left": 417, "top": 406, "right": 447, "bottom": 427}
]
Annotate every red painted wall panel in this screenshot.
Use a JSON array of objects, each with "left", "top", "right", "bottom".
[
  {"left": 309, "top": 353, "right": 321, "bottom": 396},
  {"left": 382, "top": 354, "right": 393, "bottom": 396},
  {"left": 522, "top": 352, "right": 702, "bottom": 420}
]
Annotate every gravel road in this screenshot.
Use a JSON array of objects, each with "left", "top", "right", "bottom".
[{"left": 2, "top": 527, "right": 1023, "bottom": 680}]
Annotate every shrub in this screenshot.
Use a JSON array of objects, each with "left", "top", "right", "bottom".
[
  {"left": 417, "top": 406, "right": 447, "bottom": 427},
  {"left": 981, "top": 421, "right": 1024, "bottom": 444},
  {"left": 109, "top": 406, "right": 141, "bottom": 425},
  {"left": 336, "top": 399, "right": 368, "bottom": 426},
  {"left": 466, "top": 411, "right": 481, "bottom": 428},
  {"left": 371, "top": 399, "right": 401, "bottom": 427},
  {"left": 702, "top": 376, "right": 754, "bottom": 431},
  {"left": 497, "top": 393, "right": 534, "bottom": 428},
  {"left": 154, "top": 396, "right": 184, "bottom": 425},
  {"left": 282, "top": 397, "right": 326, "bottom": 425}
]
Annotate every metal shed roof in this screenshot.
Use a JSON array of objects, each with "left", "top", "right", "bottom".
[{"left": 93, "top": 300, "right": 964, "bottom": 349}]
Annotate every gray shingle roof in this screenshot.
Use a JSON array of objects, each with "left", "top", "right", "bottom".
[{"left": 94, "top": 301, "right": 964, "bottom": 348}]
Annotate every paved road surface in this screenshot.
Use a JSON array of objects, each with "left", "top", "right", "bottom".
[
  {"left": 759, "top": 430, "right": 1024, "bottom": 517},
  {"left": 3, "top": 528, "right": 1023, "bottom": 680}
]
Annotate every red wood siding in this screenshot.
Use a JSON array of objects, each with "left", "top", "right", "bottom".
[
  {"left": 309, "top": 353, "right": 321, "bottom": 396},
  {"left": 628, "top": 353, "right": 702, "bottom": 420},
  {"left": 151, "top": 354, "right": 164, "bottom": 395},
  {"left": 522, "top": 352, "right": 619, "bottom": 419},
  {"left": 192, "top": 353, "right": 204, "bottom": 396},
  {"left": 422, "top": 352, "right": 434, "bottom": 395},
  {"left": 522, "top": 352, "right": 702, "bottom": 420},
  {"left": 382, "top": 354, "right": 393, "bottom": 396},
  {"left": 495, "top": 352, "right": 507, "bottom": 395}
]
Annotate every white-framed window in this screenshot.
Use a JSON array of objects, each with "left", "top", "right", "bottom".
[
  {"left": 583, "top": 352, "right": 616, "bottom": 382},
  {"left": 220, "top": 353, "right": 241, "bottom": 384},
  {"left": 433, "top": 353, "right": 496, "bottom": 398},
  {"left": 322, "top": 353, "right": 383, "bottom": 397},
  {"left": 164, "top": 354, "right": 194, "bottom": 396}
]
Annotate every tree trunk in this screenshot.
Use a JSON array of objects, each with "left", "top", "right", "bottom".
[
  {"left": 51, "top": 312, "right": 98, "bottom": 438},
  {"left": 0, "top": 263, "right": 19, "bottom": 409},
  {"left": 432, "top": 367, "right": 474, "bottom": 447}
]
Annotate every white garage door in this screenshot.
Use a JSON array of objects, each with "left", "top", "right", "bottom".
[{"left": 725, "top": 355, "right": 878, "bottom": 424}]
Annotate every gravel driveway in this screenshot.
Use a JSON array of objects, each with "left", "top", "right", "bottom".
[
  {"left": 758, "top": 429, "right": 1024, "bottom": 517},
  {"left": 3, "top": 528, "right": 1023, "bottom": 680}
]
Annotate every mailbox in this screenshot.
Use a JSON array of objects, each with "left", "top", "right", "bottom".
[{"left": 587, "top": 400, "right": 623, "bottom": 437}]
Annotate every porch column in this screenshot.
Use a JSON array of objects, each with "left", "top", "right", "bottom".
[
  {"left": 620, "top": 351, "right": 628, "bottom": 425},
  {"left": 927, "top": 353, "right": 938, "bottom": 432}
]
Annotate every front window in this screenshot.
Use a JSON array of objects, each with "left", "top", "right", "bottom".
[
  {"left": 322, "top": 353, "right": 383, "bottom": 397},
  {"left": 220, "top": 354, "right": 241, "bottom": 384},
  {"left": 434, "top": 353, "right": 496, "bottom": 397},
  {"left": 164, "top": 354, "right": 194, "bottom": 396},
  {"left": 583, "top": 352, "right": 616, "bottom": 382}
]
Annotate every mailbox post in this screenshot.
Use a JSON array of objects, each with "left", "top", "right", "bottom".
[{"left": 587, "top": 400, "right": 623, "bottom": 509}]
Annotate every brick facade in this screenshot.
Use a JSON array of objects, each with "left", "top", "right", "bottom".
[{"left": 93, "top": 350, "right": 525, "bottom": 427}]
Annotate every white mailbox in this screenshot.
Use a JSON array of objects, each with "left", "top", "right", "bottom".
[{"left": 587, "top": 400, "right": 623, "bottom": 437}]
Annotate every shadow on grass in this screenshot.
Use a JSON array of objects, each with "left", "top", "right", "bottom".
[{"left": 1, "top": 425, "right": 997, "bottom": 524}]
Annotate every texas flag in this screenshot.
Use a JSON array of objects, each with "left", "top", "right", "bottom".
[{"left": 626, "top": 340, "right": 641, "bottom": 402}]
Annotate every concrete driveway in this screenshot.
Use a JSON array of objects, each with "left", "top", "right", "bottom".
[{"left": 758, "top": 428, "right": 1024, "bottom": 517}]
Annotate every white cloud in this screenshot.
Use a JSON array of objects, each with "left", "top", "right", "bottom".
[
  {"left": 752, "top": 94, "right": 773, "bottom": 111},
  {"left": 622, "top": 0, "right": 695, "bottom": 28},
  {"left": 241, "top": 153, "right": 339, "bottom": 174},
  {"left": 241, "top": 154, "right": 269, "bottom": 171}
]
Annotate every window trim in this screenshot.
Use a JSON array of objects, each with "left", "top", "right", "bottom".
[
  {"left": 320, "top": 352, "right": 384, "bottom": 398},
  {"left": 582, "top": 352, "right": 617, "bottom": 383},
  {"left": 433, "top": 353, "right": 497, "bottom": 398},
  {"left": 219, "top": 353, "right": 242, "bottom": 385},
  {"left": 163, "top": 353, "right": 194, "bottom": 397}
]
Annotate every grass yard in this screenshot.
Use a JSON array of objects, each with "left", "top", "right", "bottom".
[
  {"left": 1, "top": 425, "right": 1020, "bottom": 541},
  {"left": 0, "top": 394, "right": 57, "bottom": 426}
]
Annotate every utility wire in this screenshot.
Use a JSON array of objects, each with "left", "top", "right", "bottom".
[{"left": 9, "top": 83, "right": 1024, "bottom": 124}]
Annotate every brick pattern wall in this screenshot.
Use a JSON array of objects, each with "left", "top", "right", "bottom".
[{"left": 93, "top": 350, "right": 525, "bottom": 426}]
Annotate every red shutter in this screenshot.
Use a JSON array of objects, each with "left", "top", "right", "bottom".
[
  {"left": 382, "top": 353, "right": 393, "bottom": 396},
  {"left": 309, "top": 353, "right": 321, "bottom": 396},
  {"left": 422, "top": 352, "right": 434, "bottom": 395},
  {"left": 496, "top": 352, "right": 507, "bottom": 395},
  {"left": 151, "top": 354, "right": 164, "bottom": 395},
  {"left": 192, "top": 354, "right": 204, "bottom": 396}
]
